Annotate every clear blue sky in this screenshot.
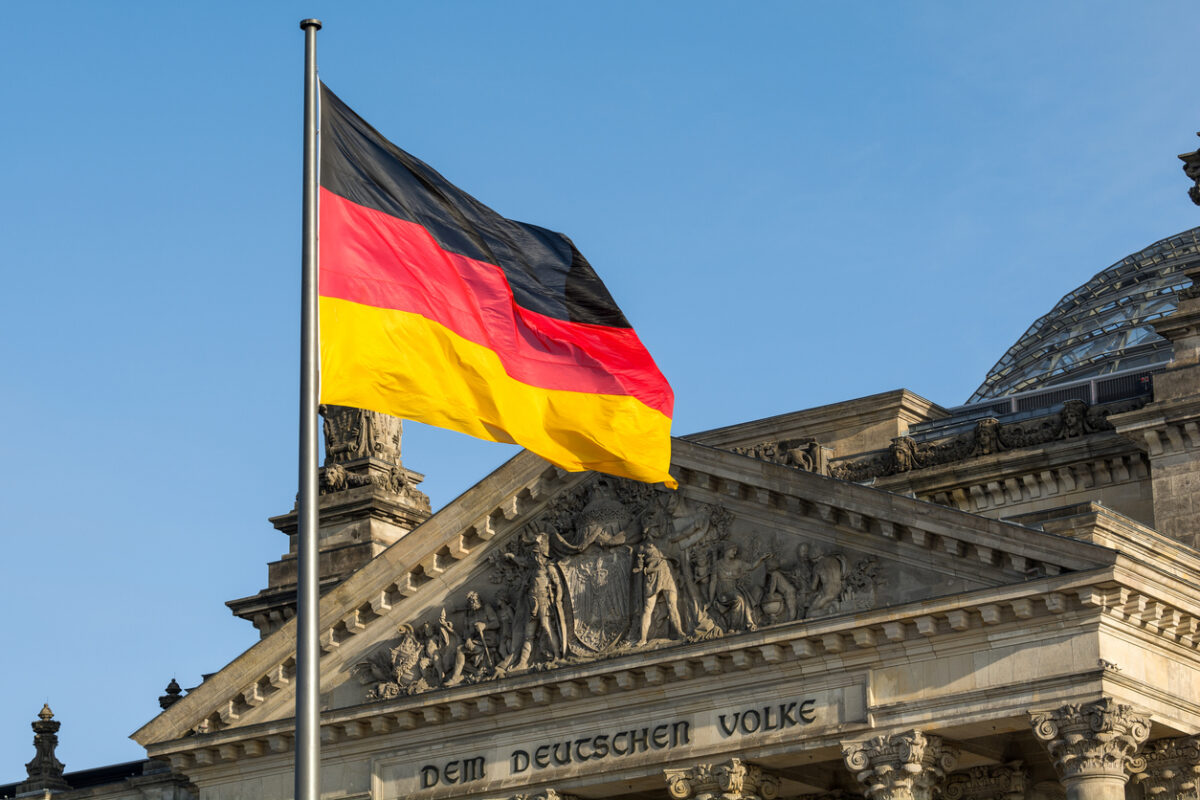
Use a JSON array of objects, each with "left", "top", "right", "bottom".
[{"left": 3, "top": 1, "right": 1198, "bottom": 775}]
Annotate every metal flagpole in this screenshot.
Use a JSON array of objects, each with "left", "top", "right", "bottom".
[{"left": 297, "top": 17, "right": 322, "bottom": 800}]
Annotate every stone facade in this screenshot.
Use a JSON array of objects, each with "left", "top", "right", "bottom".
[{"left": 6, "top": 262, "right": 1200, "bottom": 800}]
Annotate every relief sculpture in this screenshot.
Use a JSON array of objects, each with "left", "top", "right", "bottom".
[
  {"left": 826, "top": 397, "right": 1146, "bottom": 482},
  {"left": 355, "top": 477, "right": 883, "bottom": 700}
]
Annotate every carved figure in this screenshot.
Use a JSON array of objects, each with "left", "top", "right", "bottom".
[
  {"left": 762, "top": 556, "right": 798, "bottom": 623},
  {"left": 321, "top": 404, "right": 403, "bottom": 465},
  {"left": 808, "top": 549, "right": 848, "bottom": 617},
  {"left": 890, "top": 436, "right": 920, "bottom": 472},
  {"left": 708, "top": 544, "right": 770, "bottom": 631},
  {"left": 505, "top": 532, "right": 568, "bottom": 669},
  {"left": 553, "top": 479, "right": 635, "bottom": 552},
  {"left": 445, "top": 591, "right": 499, "bottom": 686},
  {"left": 634, "top": 541, "right": 685, "bottom": 644},
  {"left": 1057, "top": 399, "right": 1089, "bottom": 439},
  {"left": 972, "top": 418, "right": 1006, "bottom": 456}
]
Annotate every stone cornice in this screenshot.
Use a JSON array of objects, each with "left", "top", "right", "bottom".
[
  {"left": 1112, "top": 397, "right": 1200, "bottom": 458},
  {"left": 137, "top": 441, "right": 1124, "bottom": 753},
  {"left": 145, "top": 564, "right": 1200, "bottom": 770},
  {"left": 686, "top": 390, "right": 947, "bottom": 448},
  {"left": 872, "top": 434, "right": 1148, "bottom": 515}
]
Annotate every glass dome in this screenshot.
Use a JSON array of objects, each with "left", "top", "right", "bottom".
[{"left": 968, "top": 227, "right": 1200, "bottom": 403}]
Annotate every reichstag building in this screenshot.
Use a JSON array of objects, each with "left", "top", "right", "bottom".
[{"left": 6, "top": 225, "right": 1200, "bottom": 800}]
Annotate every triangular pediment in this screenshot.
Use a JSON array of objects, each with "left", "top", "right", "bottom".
[{"left": 135, "top": 439, "right": 1117, "bottom": 751}]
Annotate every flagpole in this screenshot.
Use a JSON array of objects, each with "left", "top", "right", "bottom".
[{"left": 297, "top": 17, "right": 322, "bottom": 800}]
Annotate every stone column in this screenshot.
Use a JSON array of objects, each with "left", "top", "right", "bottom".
[
  {"left": 1028, "top": 698, "right": 1150, "bottom": 800},
  {"left": 664, "top": 758, "right": 782, "bottom": 800},
  {"left": 842, "top": 729, "right": 959, "bottom": 800},
  {"left": 1128, "top": 736, "right": 1200, "bottom": 800}
]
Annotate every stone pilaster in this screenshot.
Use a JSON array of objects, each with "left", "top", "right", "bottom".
[
  {"left": 1028, "top": 698, "right": 1150, "bottom": 800},
  {"left": 942, "top": 763, "right": 1027, "bottom": 800},
  {"left": 1111, "top": 263, "right": 1200, "bottom": 548},
  {"left": 16, "top": 704, "right": 70, "bottom": 795},
  {"left": 665, "top": 758, "right": 782, "bottom": 800},
  {"left": 1128, "top": 736, "right": 1200, "bottom": 800},
  {"left": 842, "top": 730, "right": 959, "bottom": 800}
]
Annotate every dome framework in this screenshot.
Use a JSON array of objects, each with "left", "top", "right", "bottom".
[{"left": 968, "top": 227, "right": 1200, "bottom": 403}]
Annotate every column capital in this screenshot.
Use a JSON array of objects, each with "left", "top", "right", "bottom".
[
  {"left": 1029, "top": 698, "right": 1150, "bottom": 783},
  {"left": 842, "top": 729, "right": 959, "bottom": 800},
  {"left": 664, "top": 758, "right": 781, "bottom": 800},
  {"left": 1128, "top": 735, "right": 1200, "bottom": 799},
  {"left": 509, "top": 791, "right": 580, "bottom": 800},
  {"left": 942, "top": 762, "right": 1028, "bottom": 800}
]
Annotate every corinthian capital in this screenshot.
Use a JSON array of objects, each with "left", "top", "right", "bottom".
[
  {"left": 1029, "top": 698, "right": 1150, "bottom": 783},
  {"left": 842, "top": 730, "right": 959, "bottom": 800},
  {"left": 1129, "top": 736, "right": 1200, "bottom": 800},
  {"left": 665, "top": 758, "right": 781, "bottom": 800},
  {"left": 942, "top": 763, "right": 1027, "bottom": 800}
]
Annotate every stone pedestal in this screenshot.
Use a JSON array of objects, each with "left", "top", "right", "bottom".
[
  {"left": 1029, "top": 698, "right": 1150, "bottom": 800},
  {"left": 842, "top": 730, "right": 958, "bottom": 800},
  {"left": 228, "top": 405, "right": 432, "bottom": 636}
]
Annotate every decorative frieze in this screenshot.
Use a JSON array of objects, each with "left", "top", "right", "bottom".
[
  {"left": 842, "top": 730, "right": 958, "bottom": 800},
  {"left": 665, "top": 758, "right": 782, "bottom": 800},
  {"left": 510, "top": 790, "right": 580, "bottom": 800},
  {"left": 1029, "top": 699, "right": 1150, "bottom": 787},
  {"left": 942, "top": 762, "right": 1027, "bottom": 800},
  {"left": 1128, "top": 736, "right": 1200, "bottom": 800}
]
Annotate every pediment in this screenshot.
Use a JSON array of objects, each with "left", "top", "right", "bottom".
[{"left": 134, "top": 439, "right": 1117, "bottom": 750}]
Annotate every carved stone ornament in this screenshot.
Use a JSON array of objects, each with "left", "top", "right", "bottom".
[
  {"left": 828, "top": 398, "right": 1146, "bottom": 483},
  {"left": 842, "top": 730, "right": 959, "bottom": 800},
  {"left": 733, "top": 438, "right": 828, "bottom": 474},
  {"left": 509, "top": 791, "right": 581, "bottom": 800},
  {"left": 321, "top": 404, "right": 402, "bottom": 465},
  {"left": 17, "top": 704, "right": 70, "bottom": 794},
  {"left": 354, "top": 476, "right": 885, "bottom": 701},
  {"left": 1180, "top": 133, "right": 1200, "bottom": 207},
  {"left": 1029, "top": 699, "right": 1151, "bottom": 783},
  {"left": 942, "top": 762, "right": 1027, "bottom": 800},
  {"left": 1128, "top": 736, "right": 1200, "bottom": 800},
  {"left": 664, "top": 758, "right": 781, "bottom": 800}
]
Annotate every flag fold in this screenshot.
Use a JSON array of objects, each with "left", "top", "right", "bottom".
[{"left": 318, "top": 83, "right": 675, "bottom": 487}]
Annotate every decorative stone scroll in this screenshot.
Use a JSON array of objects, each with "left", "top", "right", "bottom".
[
  {"left": 354, "top": 476, "right": 885, "bottom": 701},
  {"left": 664, "top": 758, "right": 781, "bottom": 800},
  {"left": 842, "top": 730, "right": 959, "bottom": 800},
  {"left": 1128, "top": 736, "right": 1200, "bottom": 800},
  {"left": 1029, "top": 699, "right": 1150, "bottom": 792},
  {"left": 826, "top": 398, "right": 1146, "bottom": 483},
  {"left": 942, "top": 763, "right": 1027, "bottom": 800}
]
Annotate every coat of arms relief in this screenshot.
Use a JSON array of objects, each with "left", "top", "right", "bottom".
[{"left": 354, "top": 478, "right": 881, "bottom": 701}]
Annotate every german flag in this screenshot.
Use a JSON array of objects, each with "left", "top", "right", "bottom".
[{"left": 318, "top": 84, "right": 675, "bottom": 487}]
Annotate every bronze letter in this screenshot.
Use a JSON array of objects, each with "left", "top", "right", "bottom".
[
  {"left": 612, "top": 731, "right": 630, "bottom": 756},
  {"left": 574, "top": 738, "right": 592, "bottom": 761},
  {"left": 740, "top": 709, "right": 761, "bottom": 734},
  {"left": 593, "top": 734, "right": 610, "bottom": 759},
  {"left": 718, "top": 713, "right": 740, "bottom": 737},
  {"left": 652, "top": 724, "right": 670, "bottom": 749},
  {"left": 780, "top": 702, "right": 798, "bottom": 726},
  {"left": 464, "top": 756, "right": 486, "bottom": 782},
  {"left": 534, "top": 744, "right": 551, "bottom": 769},
  {"left": 420, "top": 765, "right": 439, "bottom": 789},
  {"left": 672, "top": 720, "right": 691, "bottom": 747},
  {"left": 798, "top": 699, "right": 816, "bottom": 723},
  {"left": 511, "top": 750, "right": 530, "bottom": 774},
  {"left": 443, "top": 761, "right": 460, "bottom": 784},
  {"left": 552, "top": 741, "right": 571, "bottom": 766}
]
